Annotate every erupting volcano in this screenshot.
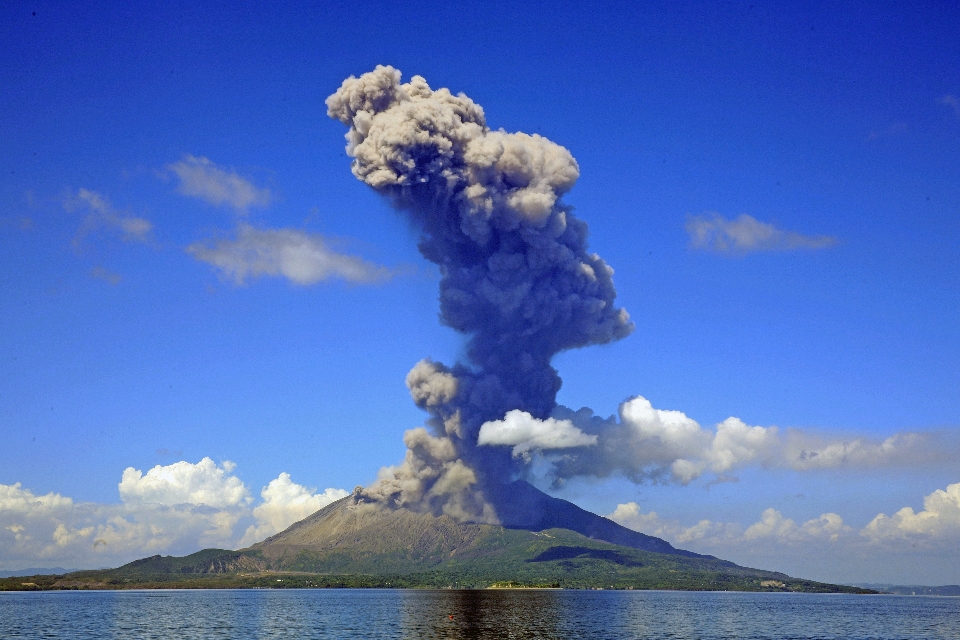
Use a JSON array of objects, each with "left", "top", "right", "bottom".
[{"left": 326, "top": 65, "right": 633, "bottom": 523}]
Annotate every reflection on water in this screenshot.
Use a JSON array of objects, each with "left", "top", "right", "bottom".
[
  {"left": 1, "top": 588, "right": 959, "bottom": 639},
  {"left": 401, "top": 589, "right": 568, "bottom": 638}
]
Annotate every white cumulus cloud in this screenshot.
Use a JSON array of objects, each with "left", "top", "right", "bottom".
[
  {"left": 609, "top": 503, "right": 850, "bottom": 547},
  {"left": 0, "top": 483, "right": 74, "bottom": 513},
  {"left": 0, "top": 462, "right": 349, "bottom": 572},
  {"left": 167, "top": 155, "right": 271, "bottom": 212},
  {"left": 238, "top": 473, "right": 348, "bottom": 546},
  {"left": 478, "top": 409, "right": 597, "bottom": 460},
  {"left": 686, "top": 212, "right": 836, "bottom": 255},
  {"left": 548, "top": 396, "right": 944, "bottom": 485},
  {"left": 743, "top": 508, "right": 850, "bottom": 543},
  {"left": 0, "top": 481, "right": 242, "bottom": 568},
  {"left": 608, "top": 502, "right": 745, "bottom": 545},
  {"left": 119, "top": 458, "right": 251, "bottom": 508},
  {"left": 607, "top": 491, "right": 960, "bottom": 584},
  {"left": 862, "top": 482, "right": 960, "bottom": 544},
  {"left": 187, "top": 224, "right": 392, "bottom": 285}
]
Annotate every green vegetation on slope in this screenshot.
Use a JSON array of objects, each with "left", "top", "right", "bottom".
[{"left": 0, "top": 527, "right": 873, "bottom": 593}]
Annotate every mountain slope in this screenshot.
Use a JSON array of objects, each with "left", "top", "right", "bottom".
[
  {"left": 2, "top": 482, "right": 873, "bottom": 593},
  {"left": 489, "top": 480, "right": 705, "bottom": 557},
  {"left": 39, "top": 519, "right": 866, "bottom": 593},
  {"left": 249, "top": 481, "right": 706, "bottom": 574}
]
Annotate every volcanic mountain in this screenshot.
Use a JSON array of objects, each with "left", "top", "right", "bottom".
[
  {"left": 224, "top": 481, "right": 851, "bottom": 592},
  {"left": 35, "top": 481, "right": 870, "bottom": 593},
  {"left": 249, "top": 480, "right": 702, "bottom": 575}
]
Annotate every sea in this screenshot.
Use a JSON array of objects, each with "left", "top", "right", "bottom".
[{"left": 1, "top": 588, "right": 958, "bottom": 639}]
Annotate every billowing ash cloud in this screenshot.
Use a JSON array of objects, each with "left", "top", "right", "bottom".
[{"left": 327, "top": 66, "right": 632, "bottom": 521}]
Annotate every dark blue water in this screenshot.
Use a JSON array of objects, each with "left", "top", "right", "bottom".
[{"left": 1, "top": 589, "right": 957, "bottom": 639}]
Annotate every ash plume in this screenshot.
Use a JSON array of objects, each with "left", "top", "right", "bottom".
[{"left": 327, "top": 66, "right": 632, "bottom": 522}]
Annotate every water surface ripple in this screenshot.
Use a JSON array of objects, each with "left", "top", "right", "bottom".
[{"left": 1, "top": 588, "right": 957, "bottom": 639}]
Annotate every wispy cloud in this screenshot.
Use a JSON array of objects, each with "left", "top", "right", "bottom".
[
  {"left": 166, "top": 155, "right": 396, "bottom": 287},
  {"left": 167, "top": 155, "right": 271, "bottom": 213},
  {"left": 942, "top": 95, "right": 960, "bottom": 118},
  {"left": 686, "top": 213, "right": 837, "bottom": 255},
  {"left": 90, "top": 266, "right": 121, "bottom": 285},
  {"left": 187, "top": 224, "right": 393, "bottom": 286},
  {"left": 0, "top": 215, "right": 36, "bottom": 233},
  {"left": 866, "top": 121, "right": 908, "bottom": 141},
  {"left": 65, "top": 188, "right": 153, "bottom": 246},
  {"left": 0, "top": 459, "right": 346, "bottom": 570}
]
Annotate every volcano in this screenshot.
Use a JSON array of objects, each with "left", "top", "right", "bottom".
[
  {"left": 11, "top": 68, "right": 872, "bottom": 596},
  {"left": 250, "top": 481, "right": 704, "bottom": 574},
  {"left": 69, "top": 481, "right": 869, "bottom": 593}
]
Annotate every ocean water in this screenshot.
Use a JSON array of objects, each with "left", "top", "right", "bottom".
[{"left": 1, "top": 588, "right": 958, "bottom": 639}]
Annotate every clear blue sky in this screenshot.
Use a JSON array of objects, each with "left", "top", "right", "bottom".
[{"left": 1, "top": 0, "right": 958, "bottom": 583}]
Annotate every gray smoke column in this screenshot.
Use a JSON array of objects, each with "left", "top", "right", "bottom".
[{"left": 327, "top": 66, "right": 633, "bottom": 522}]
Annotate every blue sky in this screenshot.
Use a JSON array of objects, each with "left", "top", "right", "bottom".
[{"left": 1, "top": 0, "right": 958, "bottom": 584}]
